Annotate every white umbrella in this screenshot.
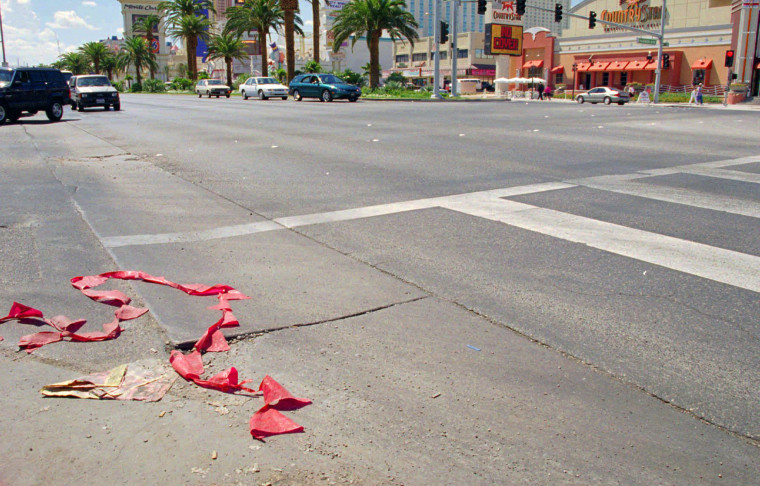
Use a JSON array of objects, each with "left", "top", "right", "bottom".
[
  {"left": 494, "top": 77, "right": 511, "bottom": 84},
  {"left": 527, "top": 77, "right": 547, "bottom": 84}
]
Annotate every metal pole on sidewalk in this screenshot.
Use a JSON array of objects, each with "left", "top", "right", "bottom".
[
  {"left": 451, "top": 0, "right": 459, "bottom": 97},
  {"left": 0, "top": 0, "right": 9, "bottom": 67},
  {"left": 653, "top": 0, "right": 666, "bottom": 103},
  {"left": 433, "top": 0, "right": 441, "bottom": 99}
]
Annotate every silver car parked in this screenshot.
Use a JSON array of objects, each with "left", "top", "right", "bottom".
[
  {"left": 239, "top": 76, "right": 289, "bottom": 100},
  {"left": 195, "top": 79, "right": 231, "bottom": 98},
  {"left": 576, "top": 86, "right": 630, "bottom": 105}
]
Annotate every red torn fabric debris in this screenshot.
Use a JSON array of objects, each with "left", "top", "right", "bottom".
[
  {"left": 250, "top": 405, "right": 304, "bottom": 440},
  {"left": 259, "top": 375, "right": 312, "bottom": 410},
  {"left": 0, "top": 302, "right": 44, "bottom": 322},
  {"left": 170, "top": 350, "right": 204, "bottom": 380},
  {"left": 170, "top": 350, "right": 256, "bottom": 394}
]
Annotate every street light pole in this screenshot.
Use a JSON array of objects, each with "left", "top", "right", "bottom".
[
  {"left": 0, "top": 0, "right": 9, "bottom": 67},
  {"left": 432, "top": 0, "right": 441, "bottom": 99},
  {"left": 653, "top": 0, "right": 666, "bottom": 103},
  {"left": 451, "top": 0, "right": 459, "bottom": 97}
]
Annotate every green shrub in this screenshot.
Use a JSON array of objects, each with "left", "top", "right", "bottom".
[
  {"left": 233, "top": 74, "right": 248, "bottom": 91},
  {"left": 129, "top": 82, "right": 143, "bottom": 92},
  {"left": 112, "top": 80, "right": 126, "bottom": 92},
  {"left": 338, "top": 69, "right": 364, "bottom": 87},
  {"left": 198, "top": 72, "right": 210, "bottom": 80},
  {"left": 386, "top": 72, "right": 407, "bottom": 84},
  {"left": 170, "top": 77, "right": 194, "bottom": 91},
  {"left": 142, "top": 78, "right": 166, "bottom": 93}
]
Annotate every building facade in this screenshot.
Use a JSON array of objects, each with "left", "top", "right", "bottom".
[{"left": 115, "top": 1, "right": 175, "bottom": 80}]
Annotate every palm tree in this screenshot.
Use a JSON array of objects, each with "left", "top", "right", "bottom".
[
  {"left": 308, "top": 0, "right": 321, "bottom": 63},
  {"left": 303, "top": 59, "right": 322, "bottom": 73},
  {"left": 118, "top": 36, "right": 158, "bottom": 86},
  {"left": 78, "top": 41, "right": 109, "bottom": 74},
  {"left": 206, "top": 31, "right": 248, "bottom": 88},
  {"left": 224, "top": 0, "right": 284, "bottom": 78},
  {"left": 281, "top": 0, "right": 299, "bottom": 83},
  {"left": 158, "top": 0, "right": 215, "bottom": 81},
  {"left": 101, "top": 52, "right": 119, "bottom": 80},
  {"left": 132, "top": 13, "right": 162, "bottom": 79},
  {"left": 331, "top": 0, "right": 418, "bottom": 89},
  {"left": 58, "top": 52, "right": 91, "bottom": 74}
]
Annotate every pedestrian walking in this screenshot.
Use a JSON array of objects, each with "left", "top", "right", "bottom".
[
  {"left": 628, "top": 85, "right": 635, "bottom": 98},
  {"left": 696, "top": 84, "right": 703, "bottom": 105},
  {"left": 544, "top": 85, "right": 552, "bottom": 101},
  {"left": 537, "top": 83, "right": 544, "bottom": 100},
  {"left": 688, "top": 85, "right": 697, "bottom": 105}
]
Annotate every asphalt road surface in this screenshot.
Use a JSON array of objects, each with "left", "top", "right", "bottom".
[{"left": 1, "top": 94, "right": 759, "bottom": 485}]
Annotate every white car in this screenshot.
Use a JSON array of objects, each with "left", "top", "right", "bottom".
[
  {"left": 239, "top": 76, "right": 289, "bottom": 100},
  {"left": 196, "top": 79, "right": 231, "bottom": 98},
  {"left": 69, "top": 75, "right": 120, "bottom": 111}
]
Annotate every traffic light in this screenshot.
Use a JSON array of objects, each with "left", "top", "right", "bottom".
[
  {"left": 588, "top": 11, "right": 597, "bottom": 29},
  {"left": 646, "top": 51, "right": 653, "bottom": 61},
  {"left": 724, "top": 50, "right": 735, "bottom": 68},
  {"left": 440, "top": 21, "right": 449, "bottom": 44},
  {"left": 477, "top": 0, "right": 487, "bottom": 15},
  {"left": 516, "top": 0, "right": 526, "bottom": 16},
  {"left": 554, "top": 4, "right": 563, "bottom": 22},
  {"left": 662, "top": 53, "right": 670, "bottom": 69}
]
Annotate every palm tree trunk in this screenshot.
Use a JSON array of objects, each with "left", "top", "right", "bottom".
[
  {"left": 147, "top": 33, "right": 156, "bottom": 79},
  {"left": 260, "top": 30, "right": 268, "bottom": 77},
  {"left": 312, "top": 0, "right": 320, "bottom": 63},
  {"left": 188, "top": 35, "right": 198, "bottom": 81},
  {"left": 369, "top": 30, "right": 381, "bottom": 89},
  {"left": 226, "top": 57, "right": 233, "bottom": 88},
  {"left": 284, "top": 9, "right": 295, "bottom": 83}
]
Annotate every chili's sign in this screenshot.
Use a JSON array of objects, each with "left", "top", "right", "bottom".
[{"left": 600, "top": 0, "right": 664, "bottom": 32}]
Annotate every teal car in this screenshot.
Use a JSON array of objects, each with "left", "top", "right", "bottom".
[{"left": 289, "top": 73, "right": 361, "bottom": 102}]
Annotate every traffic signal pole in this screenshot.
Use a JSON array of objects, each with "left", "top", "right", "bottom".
[
  {"left": 0, "top": 0, "right": 8, "bottom": 67},
  {"left": 653, "top": 0, "right": 666, "bottom": 103},
  {"left": 451, "top": 0, "right": 459, "bottom": 96},
  {"left": 433, "top": 0, "right": 442, "bottom": 99}
]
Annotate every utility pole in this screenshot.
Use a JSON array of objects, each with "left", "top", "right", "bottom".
[
  {"left": 653, "top": 0, "right": 666, "bottom": 103},
  {"left": 451, "top": 0, "right": 459, "bottom": 97},
  {"left": 0, "top": 0, "right": 8, "bottom": 67},
  {"left": 432, "top": 0, "right": 442, "bottom": 99}
]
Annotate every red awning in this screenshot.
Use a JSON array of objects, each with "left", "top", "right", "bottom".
[
  {"left": 550, "top": 65, "right": 564, "bottom": 74},
  {"left": 691, "top": 59, "right": 713, "bottom": 70},
  {"left": 575, "top": 62, "right": 592, "bottom": 72},
  {"left": 606, "top": 61, "right": 630, "bottom": 71},
  {"left": 627, "top": 60, "right": 649, "bottom": 71},
  {"left": 522, "top": 60, "right": 544, "bottom": 69},
  {"left": 644, "top": 60, "right": 658, "bottom": 71},
  {"left": 589, "top": 61, "right": 611, "bottom": 72}
]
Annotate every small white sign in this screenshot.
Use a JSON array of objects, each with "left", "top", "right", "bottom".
[{"left": 637, "top": 91, "right": 651, "bottom": 103}]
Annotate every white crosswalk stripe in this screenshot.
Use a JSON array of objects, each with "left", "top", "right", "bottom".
[{"left": 100, "top": 156, "right": 760, "bottom": 293}]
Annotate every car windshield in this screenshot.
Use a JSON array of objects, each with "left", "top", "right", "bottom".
[
  {"left": 78, "top": 76, "right": 111, "bottom": 87},
  {"left": 256, "top": 77, "right": 277, "bottom": 84},
  {"left": 318, "top": 74, "right": 343, "bottom": 84},
  {"left": 0, "top": 70, "right": 13, "bottom": 83},
  {"left": 208, "top": 80, "right": 223, "bottom": 85}
]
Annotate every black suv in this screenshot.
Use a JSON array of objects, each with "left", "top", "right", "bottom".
[{"left": 0, "top": 67, "right": 70, "bottom": 124}]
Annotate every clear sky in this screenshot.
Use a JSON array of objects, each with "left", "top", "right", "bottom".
[{"left": 1, "top": 0, "right": 582, "bottom": 67}]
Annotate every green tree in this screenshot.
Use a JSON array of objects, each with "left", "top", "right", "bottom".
[
  {"left": 331, "top": 0, "right": 418, "bottom": 89},
  {"left": 100, "top": 52, "right": 119, "bottom": 80},
  {"left": 118, "top": 36, "right": 158, "bottom": 85},
  {"left": 58, "top": 52, "right": 91, "bottom": 74},
  {"left": 225, "top": 0, "right": 284, "bottom": 78},
  {"left": 132, "top": 13, "right": 162, "bottom": 79},
  {"left": 158, "top": 0, "right": 216, "bottom": 82},
  {"left": 303, "top": 59, "right": 322, "bottom": 73},
  {"left": 207, "top": 30, "right": 248, "bottom": 88},
  {"left": 281, "top": 0, "right": 299, "bottom": 83},
  {"left": 78, "top": 41, "right": 109, "bottom": 74},
  {"left": 274, "top": 67, "right": 287, "bottom": 83}
]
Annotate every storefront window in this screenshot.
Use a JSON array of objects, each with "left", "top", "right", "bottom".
[
  {"left": 620, "top": 72, "right": 628, "bottom": 85},
  {"left": 395, "top": 54, "right": 409, "bottom": 63},
  {"left": 431, "top": 51, "right": 448, "bottom": 60},
  {"left": 602, "top": 72, "right": 610, "bottom": 85},
  {"left": 555, "top": 73, "right": 564, "bottom": 84},
  {"left": 412, "top": 53, "right": 427, "bottom": 62},
  {"left": 457, "top": 49, "right": 469, "bottom": 59},
  {"left": 692, "top": 69, "right": 705, "bottom": 85},
  {"left": 528, "top": 67, "right": 542, "bottom": 77}
]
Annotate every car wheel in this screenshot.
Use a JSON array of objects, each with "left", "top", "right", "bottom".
[
  {"left": 293, "top": 90, "right": 302, "bottom": 101},
  {"left": 198, "top": 91, "right": 202, "bottom": 98},
  {"left": 576, "top": 96, "right": 584, "bottom": 104},
  {"left": 114, "top": 104, "right": 121, "bottom": 111},
  {"left": 259, "top": 90, "right": 268, "bottom": 100},
  {"left": 46, "top": 101, "right": 64, "bottom": 122},
  {"left": 243, "top": 90, "right": 249, "bottom": 100},
  {"left": 603, "top": 97, "right": 611, "bottom": 105},
  {"left": 77, "top": 102, "right": 84, "bottom": 112},
  {"left": 321, "top": 90, "right": 333, "bottom": 102},
  {"left": 282, "top": 96, "right": 288, "bottom": 100},
  {"left": 618, "top": 101, "right": 626, "bottom": 105},
  {"left": 7, "top": 110, "right": 20, "bottom": 123},
  {"left": 349, "top": 97, "right": 358, "bottom": 102},
  {"left": 0, "top": 104, "right": 6, "bottom": 125},
  {"left": 104, "top": 104, "right": 110, "bottom": 111},
  {"left": 226, "top": 94, "right": 230, "bottom": 98}
]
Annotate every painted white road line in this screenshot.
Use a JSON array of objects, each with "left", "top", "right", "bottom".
[
  {"left": 103, "top": 182, "right": 575, "bottom": 248},
  {"left": 573, "top": 174, "right": 760, "bottom": 218},
  {"left": 440, "top": 195, "right": 760, "bottom": 294},
  {"left": 678, "top": 167, "right": 760, "bottom": 185}
]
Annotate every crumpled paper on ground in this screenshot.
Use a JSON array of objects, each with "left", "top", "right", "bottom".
[{"left": 40, "top": 359, "right": 176, "bottom": 401}]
